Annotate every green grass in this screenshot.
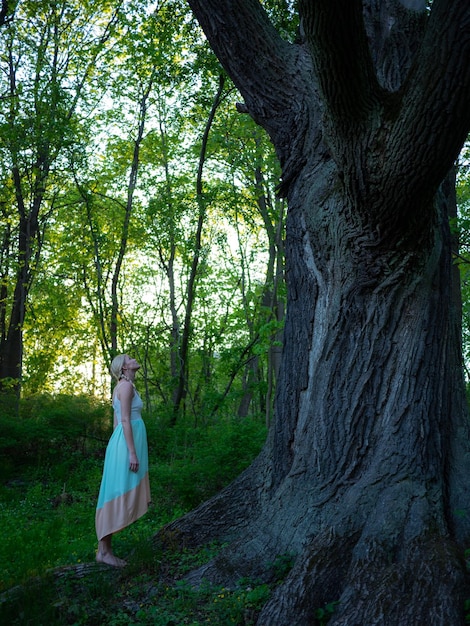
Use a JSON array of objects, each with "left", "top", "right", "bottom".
[
  {"left": 0, "top": 395, "right": 269, "bottom": 624},
  {"left": 0, "top": 539, "right": 272, "bottom": 625}
]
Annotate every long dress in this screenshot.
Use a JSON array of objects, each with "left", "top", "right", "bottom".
[{"left": 95, "top": 386, "right": 151, "bottom": 540}]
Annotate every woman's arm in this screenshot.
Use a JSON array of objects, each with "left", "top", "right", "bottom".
[{"left": 117, "top": 381, "right": 139, "bottom": 473}]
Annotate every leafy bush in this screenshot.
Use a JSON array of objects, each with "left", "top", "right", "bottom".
[
  {"left": 150, "top": 415, "right": 267, "bottom": 509},
  {"left": 0, "top": 395, "right": 110, "bottom": 477}
]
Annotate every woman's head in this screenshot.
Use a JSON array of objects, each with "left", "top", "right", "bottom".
[
  {"left": 110, "top": 354, "right": 127, "bottom": 382},
  {"left": 110, "top": 354, "right": 141, "bottom": 382}
]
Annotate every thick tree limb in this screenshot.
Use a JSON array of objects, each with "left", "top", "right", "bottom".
[
  {"left": 389, "top": 0, "right": 470, "bottom": 206},
  {"left": 186, "top": 0, "right": 303, "bottom": 149},
  {"left": 0, "top": 0, "right": 12, "bottom": 27},
  {"left": 298, "top": 0, "right": 383, "bottom": 126},
  {"left": 187, "top": 0, "right": 289, "bottom": 106}
]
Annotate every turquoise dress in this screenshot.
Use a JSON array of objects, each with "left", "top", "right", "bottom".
[{"left": 95, "top": 386, "right": 150, "bottom": 540}]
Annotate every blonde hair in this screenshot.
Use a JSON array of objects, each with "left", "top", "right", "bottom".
[{"left": 110, "top": 354, "right": 126, "bottom": 382}]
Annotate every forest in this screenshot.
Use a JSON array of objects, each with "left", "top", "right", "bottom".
[
  {"left": 0, "top": 0, "right": 285, "bottom": 418},
  {"left": 0, "top": 1, "right": 286, "bottom": 623},
  {"left": 3, "top": 0, "right": 470, "bottom": 624}
]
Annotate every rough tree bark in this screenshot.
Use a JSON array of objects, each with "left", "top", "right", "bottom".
[{"left": 162, "top": 1, "right": 470, "bottom": 623}]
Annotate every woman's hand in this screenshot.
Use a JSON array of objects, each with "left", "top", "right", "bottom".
[{"left": 129, "top": 452, "right": 139, "bottom": 473}]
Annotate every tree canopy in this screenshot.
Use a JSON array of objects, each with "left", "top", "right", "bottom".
[{"left": 0, "top": 0, "right": 284, "bottom": 423}]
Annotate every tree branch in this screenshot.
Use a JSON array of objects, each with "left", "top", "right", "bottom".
[
  {"left": 298, "top": 0, "right": 383, "bottom": 127},
  {"left": 186, "top": 0, "right": 297, "bottom": 128},
  {"left": 0, "top": 0, "right": 12, "bottom": 27},
  {"left": 389, "top": 0, "right": 470, "bottom": 205}
]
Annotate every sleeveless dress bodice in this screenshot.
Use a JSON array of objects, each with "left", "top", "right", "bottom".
[{"left": 112, "top": 387, "right": 144, "bottom": 423}]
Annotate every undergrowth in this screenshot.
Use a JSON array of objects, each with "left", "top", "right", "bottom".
[
  {"left": 0, "top": 394, "right": 268, "bottom": 624},
  {"left": 1, "top": 538, "right": 272, "bottom": 625}
]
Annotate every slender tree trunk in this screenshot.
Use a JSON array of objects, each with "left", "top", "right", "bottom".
[
  {"left": 255, "top": 174, "right": 285, "bottom": 423},
  {"left": 0, "top": 175, "right": 43, "bottom": 393},
  {"left": 110, "top": 72, "right": 156, "bottom": 357},
  {"left": 0, "top": 44, "right": 42, "bottom": 393},
  {"left": 236, "top": 167, "right": 285, "bottom": 421},
  {"left": 156, "top": 115, "right": 180, "bottom": 392},
  {"left": 171, "top": 74, "right": 226, "bottom": 420}
]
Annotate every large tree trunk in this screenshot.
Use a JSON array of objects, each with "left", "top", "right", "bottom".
[
  {"left": 165, "top": 163, "right": 470, "bottom": 626},
  {"left": 162, "top": 1, "right": 470, "bottom": 623}
]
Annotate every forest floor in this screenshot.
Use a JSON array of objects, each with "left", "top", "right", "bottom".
[{"left": 0, "top": 401, "right": 274, "bottom": 625}]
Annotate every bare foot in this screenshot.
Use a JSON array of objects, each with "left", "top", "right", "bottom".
[{"left": 96, "top": 551, "right": 127, "bottom": 567}]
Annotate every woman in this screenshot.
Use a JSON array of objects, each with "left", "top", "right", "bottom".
[{"left": 95, "top": 354, "right": 151, "bottom": 567}]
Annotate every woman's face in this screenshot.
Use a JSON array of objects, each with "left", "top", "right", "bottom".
[{"left": 123, "top": 355, "right": 140, "bottom": 373}]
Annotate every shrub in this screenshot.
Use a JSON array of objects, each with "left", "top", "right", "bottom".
[
  {"left": 0, "top": 395, "right": 110, "bottom": 477},
  {"left": 150, "top": 415, "right": 267, "bottom": 509}
]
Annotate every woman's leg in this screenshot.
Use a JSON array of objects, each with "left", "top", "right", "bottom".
[{"left": 96, "top": 534, "right": 127, "bottom": 567}]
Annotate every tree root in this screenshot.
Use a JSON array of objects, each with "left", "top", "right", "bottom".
[
  {"left": 158, "top": 448, "right": 269, "bottom": 549},
  {"left": 163, "top": 489, "right": 470, "bottom": 625},
  {"left": 156, "top": 447, "right": 470, "bottom": 625},
  {"left": 255, "top": 532, "right": 467, "bottom": 625}
]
